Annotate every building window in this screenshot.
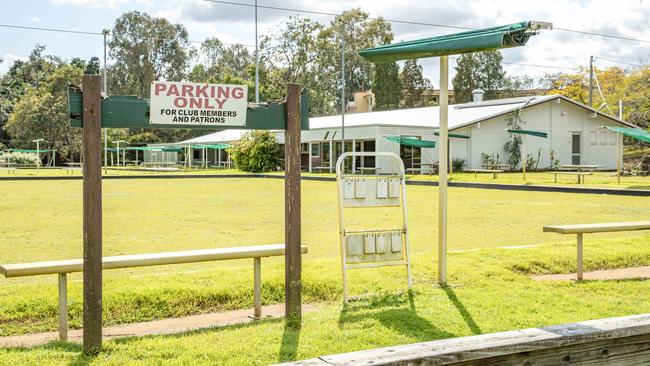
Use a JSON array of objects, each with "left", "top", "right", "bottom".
[
  {"left": 589, "top": 130, "right": 597, "bottom": 145},
  {"left": 311, "top": 143, "right": 321, "bottom": 157},
  {"left": 599, "top": 130, "right": 608, "bottom": 145},
  {"left": 301, "top": 143, "right": 309, "bottom": 154},
  {"left": 609, "top": 131, "right": 617, "bottom": 145}
]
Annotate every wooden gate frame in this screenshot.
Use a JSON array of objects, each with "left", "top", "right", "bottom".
[{"left": 76, "top": 75, "right": 304, "bottom": 353}]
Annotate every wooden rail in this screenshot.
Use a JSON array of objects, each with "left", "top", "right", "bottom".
[
  {"left": 276, "top": 314, "right": 650, "bottom": 365},
  {"left": 1, "top": 244, "right": 308, "bottom": 341}
]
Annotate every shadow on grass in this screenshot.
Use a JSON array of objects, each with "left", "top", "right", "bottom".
[
  {"left": 626, "top": 185, "right": 650, "bottom": 190},
  {"left": 337, "top": 292, "right": 456, "bottom": 342},
  {"left": 278, "top": 318, "right": 302, "bottom": 363},
  {"left": 443, "top": 287, "right": 481, "bottom": 335},
  {"left": 0, "top": 341, "right": 98, "bottom": 366}
]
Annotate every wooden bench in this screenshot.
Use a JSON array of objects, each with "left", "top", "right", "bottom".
[
  {"left": 467, "top": 168, "right": 504, "bottom": 179},
  {"left": 543, "top": 221, "right": 650, "bottom": 280},
  {"left": 0, "top": 167, "right": 16, "bottom": 174},
  {"left": 552, "top": 171, "right": 593, "bottom": 184},
  {"left": 0, "top": 244, "right": 308, "bottom": 341}
]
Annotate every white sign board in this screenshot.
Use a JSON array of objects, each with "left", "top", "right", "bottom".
[{"left": 150, "top": 81, "right": 248, "bottom": 126}]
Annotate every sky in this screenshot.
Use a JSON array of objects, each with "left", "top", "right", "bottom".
[{"left": 1, "top": 0, "right": 649, "bottom": 86}]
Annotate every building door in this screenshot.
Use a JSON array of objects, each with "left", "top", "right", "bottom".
[{"left": 571, "top": 133, "right": 581, "bottom": 165}]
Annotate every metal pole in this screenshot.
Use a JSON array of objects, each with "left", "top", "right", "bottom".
[
  {"left": 617, "top": 132, "right": 621, "bottom": 185},
  {"left": 589, "top": 55, "right": 594, "bottom": 107},
  {"left": 36, "top": 140, "right": 40, "bottom": 173},
  {"left": 103, "top": 30, "right": 109, "bottom": 172},
  {"left": 522, "top": 134, "right": 526, "bottom": 182},
  {"left": 341, "top": 35, "right": 345, "bottom": 158},
  {"left": 254, "top": 0, "right": 259, "bottom": 104},
  {"left": 438, "top": 56, "right": 448, "bottom": 286}
]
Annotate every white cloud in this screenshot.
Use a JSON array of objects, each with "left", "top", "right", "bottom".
[
  {"left": 29, "top": 16, "right": 40, "bottom": 23},
  {"left": 0, "top": 54, "right": 28, "bottom": 76},
  {"left": 51, "top": 0, "right": 152, "bottom": 9}
]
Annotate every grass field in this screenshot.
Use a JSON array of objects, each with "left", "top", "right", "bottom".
[
  {"left": 1, "top": 177, "right": 649, "bottom": 365},
  {"left": 4, "top": 166, "right": 650, "bottom": 190}
]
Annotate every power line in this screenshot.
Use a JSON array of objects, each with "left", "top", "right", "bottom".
[
  {"left": 594, "top": 56, "right": 644, "bottom": 68},
  {"left": 0, "top": 23, "right": 254, "bottom": 48},
  {"left": 555, "top": 27, "right": 650, "bottom": 44},
  {"left": 202, "top": 0, "right": 473, "bottom": 30},
  {"left": 202, "top": 0, "right": 650, "bottom": 44}
]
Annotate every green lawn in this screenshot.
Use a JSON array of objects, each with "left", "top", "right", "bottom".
[
  {"left": 0, "top": 177, "right": 649, "bottom": 365},
  {"left": 4, "top": 167, "right": 650, "bottom": 190}
]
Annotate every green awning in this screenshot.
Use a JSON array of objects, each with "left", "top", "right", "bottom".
[
  {"left": 385, "top": 136, "right": 436, "bottom": 148},
  {"left": 604, "top": 127, "right": 650, "bottom": 143},
  {"left": 161, "top": 146, "right": 183, "bottom": 152},
  {"left": 507, "top": 129, "right": 548, "bottom": 138},
  {"left": 9, "top": 149, "right": 55, "bottom": 153},
  {"left": 359, "top": 21, "right": 542, "bottom": 63},
  {"left": 434, "top": 132, "right": 470, "bottom": 139},
  {"left": 190, "top": 144, "right": 230, "bottom": 149}
]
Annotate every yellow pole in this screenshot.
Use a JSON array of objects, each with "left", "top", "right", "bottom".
[
  {"left": 617, "top": 132, "right": 621, "bottom": 185},
  {"left": 438, "top": 56, "right": 448, "bottom": 286},
  {"left": 522, "top": 134, "right": 526, "bottom": 182}
]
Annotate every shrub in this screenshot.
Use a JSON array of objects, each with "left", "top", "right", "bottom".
[
  {"left": 1, "top": 152, "right": 40, "bottom": 166},
  {"left": 452, "top": 158, "right": 466, "bottom": 171},
  {"left": 229, "top": 131, "right": 281, "bottom": 172}
]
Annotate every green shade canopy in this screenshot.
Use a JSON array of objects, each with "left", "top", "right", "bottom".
[
  {"left": 434, "top": 132, "right": 470, "bottom": 139},
  {"left": 604, "top": 126, "right": 650, "bottom": 143},
  {"left": 190, "top": 144, "right": 230, "bottom": 149},
  {"left": 385, "top": 136, "right": 436, "bottom": 148},
  {"left": 507, "top": 129, "right": 548, "bottom": 138},
  {"left": 9, "top": 149, "right": 55, "bottom": 153},
  {"left": 360, "top": 21, "right": 544, "bottom": 63}
]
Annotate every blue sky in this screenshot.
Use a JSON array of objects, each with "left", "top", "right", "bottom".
[{"left": 1, "top": 0, "right": 649, "bottom": 84}]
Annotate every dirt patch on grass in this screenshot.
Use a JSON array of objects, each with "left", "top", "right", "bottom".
[{"left": 531, "top": 266, "right": 650, "bottom": 282}]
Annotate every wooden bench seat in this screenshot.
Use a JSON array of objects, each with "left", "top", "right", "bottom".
[
  {"left": 312, "top": 166, "right": 332, "bottom": 173},
  {"left": 467, "top": 169, "right": 504, "bottom": 179},
  {"left": 543, "top": 221, "right": 650, "bottom": 280},
  {"left": 552, "top": 171, "right": 593, "bottom": 184},
  {"left": 1, "top": 244, "right": 308, "bottom": 340},
  {"left": 0, "top": 167, "right": 16, "bottom": 174}
]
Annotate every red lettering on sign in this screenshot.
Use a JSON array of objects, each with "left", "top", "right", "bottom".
[
  {"left": 167, "top": 84, "right": 180, "bottom": 97},
  {"left": 232, "top": 87, "right": 245, "bottom": 99},
  {"left": 154, "top": 83, "right": 166, "bottom": 96},
  {"left": 173, "top": 97, "right": 187, "bottom": 108},
  {"left": 182, "top": 85, "right": 194, "bottom": 97}
]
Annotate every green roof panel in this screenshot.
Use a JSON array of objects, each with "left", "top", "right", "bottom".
[
  {"left": 385, "top": 136, "right": 436, "bottom": 148},
  {"left": 604, "top": 127, "right": 650, "bottom": 143},
  {"left": 507, "top": 129, "right": 548, "bottom": 138},
  {"left": 360, "top": 21, "right": 541, "bottom": 63}
]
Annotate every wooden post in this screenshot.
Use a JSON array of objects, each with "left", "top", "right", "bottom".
[
  {"left": 285, "top": 83, "right": 302, "bottom": 320},
  {"left": 82, "top": 74, "right": 103, "bottom": 353},
  {"left": 58, "top": 273, "right": 68, "bottom": 341}
]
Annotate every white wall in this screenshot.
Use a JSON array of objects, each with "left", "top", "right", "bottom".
[
  {"left": 376, "top": 127, "right": 436, "bottom": 174},
  {"left": 452, "top": 99, "right": 623, "bottom": 170}
]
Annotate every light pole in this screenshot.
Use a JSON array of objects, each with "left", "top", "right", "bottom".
[
  {"left": 115, "top": 140, "right": 126, "bottom": 167},
  {"left": 254, "top": 0, "right": 259, "bottom": 104},
  {"left": 102, "top": 29, "right": 110, "bottom": 172},
  {"left": 32, "top": 138, "right": 45, "bottom": 173},
  {"left": 340, "top": 31, "right": 346, "bottom": 161}
]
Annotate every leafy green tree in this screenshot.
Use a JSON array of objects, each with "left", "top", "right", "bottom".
[
  {"left": 373, "top": 62, "right": 400, "bottom": 110},
  {"left": 453, "top": 50, "right": 507, "bottom": 103},
  {"left": 0, "top": 45, "right": 62, "bottom": 141},
  {"left": 260, "top": 16, "right": 334, "bottom": 116},
  {"left": 503, "top": 112, "right": 525, "bottom": 170},
  {"left": 108, "top": 11, "right": 191, "bottom": 98},
  {"left": 399, "top": 59, "right": 432, "bottom": 108},
  {"left": 322, "top": 9, "right": 394, "bottom": 113},
  {"left": 229, "top": 130, "right": 281, "bottom": 172},
  {"left": 6, "top": 64, "right": 83, "bottom": 160}
]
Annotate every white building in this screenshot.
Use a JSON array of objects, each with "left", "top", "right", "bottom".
[{"left": 178, "top": 94, "right": 638, "bottom": 173}]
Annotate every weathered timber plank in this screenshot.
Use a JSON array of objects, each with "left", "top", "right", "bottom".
[{"left": 275, "top": 314, "right": 650, "bottom": 366}]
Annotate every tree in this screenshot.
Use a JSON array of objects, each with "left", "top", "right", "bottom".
[
  {"left": 399, "top": 59, "right": 432, "bottom": 108},
  {"left": 322, "top": 9, "right": 394, "bottom": 113},
  {"left": 229, "top": 130, "right": 281, "bottom": 172},
  {"left": 0, "top": 45, "right": 62, "bottom": 141},
  {"left": 260, "top": 16, "right": 334, "bottom": 116},
  {"left": 5, "top": 64, "right": 83, "bottom": 160},
  {"left": 503, "top": 112, "right": 525, "bottom": 170},
  {"left": 452, "top": 50, "right": 507, "bottom": 103},
  {"left": 373, "top": 62, "right": 400, "bottom": 110},
  {"left": 108, "top": 11, "right": 191, "bottom": 98}
]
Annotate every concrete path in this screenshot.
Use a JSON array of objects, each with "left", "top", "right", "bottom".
[
  {"left": 0, "top": 303, "right": 316, "bottom": 348},
  {"left": 531, "top": 266, "right": 650, "bottom": 282}
]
